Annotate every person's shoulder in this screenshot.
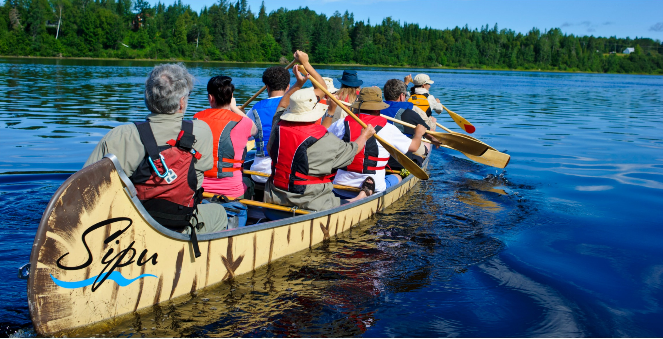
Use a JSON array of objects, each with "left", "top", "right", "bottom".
[
  {"left": 102, "top": 122, "right": 139, "bottom": 139},
  {"left": 380, "top": 122, "right": 404, "bottom": 135},
  {"left": 192, "top": 119, "right": 213, "bottom": 137}
]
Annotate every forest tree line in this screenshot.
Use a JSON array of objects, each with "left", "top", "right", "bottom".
[{"left": 1, "top": 0, "right": 662, "bottom": 74}]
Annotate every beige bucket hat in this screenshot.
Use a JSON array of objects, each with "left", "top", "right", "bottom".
[
  {"left": 322, "top": 77, "right": 338, "bottom": 93},
  {"left": 413, "top": 74, "right": 434, "bottom": 86},
  {"left": 350, "top": 87, "right": 390, "bottom": 111},
  {"left": 280, "top": 88, "right": 329, "bottom": 122}
]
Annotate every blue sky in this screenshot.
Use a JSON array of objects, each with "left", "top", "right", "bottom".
[{"left": 152, "top": 0, "right": 663, "bottom": 41}]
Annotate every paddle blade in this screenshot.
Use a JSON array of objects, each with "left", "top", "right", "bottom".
[
  {"left": 458, "top": 148, "right": 510, "bottom": 169},
  {"left": 375, "top": 135, "right": 429, "bottom": 180},
  {"left": 246, "top": 139, "right": 255, "bottom": 152},
  {"left": 446, "top": 108, "right": 475, "bottom": 134},
  {"left": 428, "top": 131, "right": 488, "bottom": 156}
]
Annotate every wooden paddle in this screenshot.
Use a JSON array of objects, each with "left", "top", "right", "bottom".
[
  {"left": 434, "top": 120, "right": 495, "bottom": 150},
  {"left": 243, "top": 169, "right": 360, "bottom": 192},
  {"left": 422, "top": 134, "right": 510, "bottom": 169},
  {"left": 380, "top": 114, "right": 488, "bottom": 156},
  {"left": 299, "top": 66, "right": 429, "bottom": 180},
  {"left": 202, "top": 192, "right": 310, "bottom": 214},
  {"left": 442, "top": 104, "right": 475, "bottom": 134},
  {"left": 240, "top": 59, "right": 297, "bottom": 110}
]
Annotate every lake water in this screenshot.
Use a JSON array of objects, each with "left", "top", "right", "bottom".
[{"left": 1, "top": 58, "right": 662, "bottom": 337}]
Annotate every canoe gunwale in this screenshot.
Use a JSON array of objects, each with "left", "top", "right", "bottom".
[{"left": 103, "top": 153, "right": 424, "bottom": 242}]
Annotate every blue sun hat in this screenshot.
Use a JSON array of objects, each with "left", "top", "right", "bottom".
[{"left": 337, "top": 70, "right": 363, "bottom": 87}]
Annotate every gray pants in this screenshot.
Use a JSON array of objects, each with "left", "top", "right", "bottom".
[{"left": 182, "top": 203, "right": 228, "bottom": 235}]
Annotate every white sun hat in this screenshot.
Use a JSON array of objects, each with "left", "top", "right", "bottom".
[
  {"left": 413, "top": 74, "right": 435, "bottom": 86},
  {"left": 280, "top": 88, "right": 329, "bottom": 122},
  {"left": 322, "top": 77, "right": 338, "bottom": 93}
]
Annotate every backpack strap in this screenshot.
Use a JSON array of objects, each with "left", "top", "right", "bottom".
[
  {"left": 177, "top": 120, "right": 196, "bottom": 150},
  {"left": 134, "top": 121, "right": 160, "bottom": 161}
]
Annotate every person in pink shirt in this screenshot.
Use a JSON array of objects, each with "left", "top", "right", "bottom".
[{"left": 193, "top": 76, "right": 258, "bottom": 199}]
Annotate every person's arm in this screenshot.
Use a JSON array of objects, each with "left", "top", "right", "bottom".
[
  {"left": 429, "top": 94, "right": 444, "bottom": 113},
  {"left": 228, "top": 96, "right": 258, "bottom": 136},
  {"left": 321, "top": 100, "right": 337, "bottom": 128},
  {"left": 408, "top": 124, "right": 426, "bottom": 152},
  {"left": 404, "top": 74, "right": 412, "bottom": 86},
  {"left": 278, "top": 66, "right": 307, "bottom": 109},
  {"left": 293, "top": 50, "right": 327, "bottom": 99}
]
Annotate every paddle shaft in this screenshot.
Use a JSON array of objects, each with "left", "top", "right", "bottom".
[
  {"left": 243, "top": 169, "right": 361, "bottom": 192},
  {"left": 297, "top": 66, "right": 429, "bottom": 180},
  {"left": 202, "top": 192, "right": 310, "bottom": 214},
  {"left": 435, "top": 120, "right": 496, "bottom": 151},
  {"left": 240, "top": 59, "right": 297, "bottom": 110}
]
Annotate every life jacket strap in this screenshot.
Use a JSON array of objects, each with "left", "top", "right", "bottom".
[
  {"left": 293, "top": 172, "right": 335, "bottom": 186},
  {"left": 276, "top": 164, "right": 334, "bottom": 185}
]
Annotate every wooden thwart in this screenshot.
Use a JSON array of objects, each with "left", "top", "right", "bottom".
[{"left": 202, "top": 192, "right": 310, "bottom": 214}]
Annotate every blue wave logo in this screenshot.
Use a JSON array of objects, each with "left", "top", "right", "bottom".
[{"left": 50, "top": 271, "right": 157, "bottom": 289}]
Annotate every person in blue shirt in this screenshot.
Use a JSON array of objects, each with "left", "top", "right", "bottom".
[
  {"left": 248, "top": 65, "right": 291, "bottom": 183},
  {"left": 382, "top": 79, "right": 441, "bottom": 169}
]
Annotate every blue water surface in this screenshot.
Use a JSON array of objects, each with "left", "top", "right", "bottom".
[{"left": 0, "top": 58, "right": 662, "bottom": 337}]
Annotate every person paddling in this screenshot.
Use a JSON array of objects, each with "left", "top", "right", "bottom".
[
  {"left": 407, "top": 73, "right": 444, "bottom": 117},
  {"left": 327, "top": 87, "right": 427, "bottom": 199},
  {"left": 264, "top": 55, "right": 376, "bottom": 213},
  {"left": 84, "top": 63, "right": 228, "bottom": 234},
  {"left": 193, "top": 76, "right": 258, "bottom": 199},
  {"left": 247, "top": 66, "right": 291, "bottom": 184},
  {"left": 324, "top": 70, "right": 363, "bottom": 125}
]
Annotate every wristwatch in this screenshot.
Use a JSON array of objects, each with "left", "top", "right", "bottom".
[{"left": 323, "top": 113, "right": 335, "bottom": 119}]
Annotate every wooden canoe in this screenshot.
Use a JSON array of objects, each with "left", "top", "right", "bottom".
[{"left": 27, "top": 153, "right": 426, "bottom": 335}]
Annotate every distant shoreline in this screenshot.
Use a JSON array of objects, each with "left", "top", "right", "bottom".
[{"left": 1, "top": 55, "right": 660, "bottom": 76}]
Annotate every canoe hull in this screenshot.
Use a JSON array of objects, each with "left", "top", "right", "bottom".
[{"left": 27, "top": 154, "right": 422, "bottom": 335}]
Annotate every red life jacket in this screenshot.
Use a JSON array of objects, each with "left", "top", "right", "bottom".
[
  {"left": 270, "top": 121, "right": 333, "bottom": 194},
  {"left": 193, "top": 108, "right": 245, "bottom": 179},
  {"left": 130, "top": 121, "right": 202, "bottom": 230},
  {"left": 342, "top": 114, "right": 390, "bottom": 174}
]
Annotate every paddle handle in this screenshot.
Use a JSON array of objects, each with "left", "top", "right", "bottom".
[{"left": 240, "top": 59, "right": 297, "bottom": 109}]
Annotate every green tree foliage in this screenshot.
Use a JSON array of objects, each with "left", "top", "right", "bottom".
[{"left": 0, "top": 1, "right": 661, "bottom": 74}]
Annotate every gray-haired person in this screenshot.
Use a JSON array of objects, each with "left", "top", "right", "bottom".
[{"left": 85, "top": 63, "right": 228, "bottom": 234}]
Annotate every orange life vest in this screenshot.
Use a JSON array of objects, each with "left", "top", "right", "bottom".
[{"left": 193, "top": 108, "right": 245, "bottom": 179}]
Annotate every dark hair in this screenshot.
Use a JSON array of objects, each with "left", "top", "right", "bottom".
[
  {"left": 262, "top": 66, "right": 290, "bottom": 92},
  {"left": 383, "top": 79, "right": 407, "bottom": 101},
  {"left": 207, "top": 75, "right": 234, "bottom": 107},
  {"left": 410, "top": 84, "right": 422, "bottom": 95}
]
